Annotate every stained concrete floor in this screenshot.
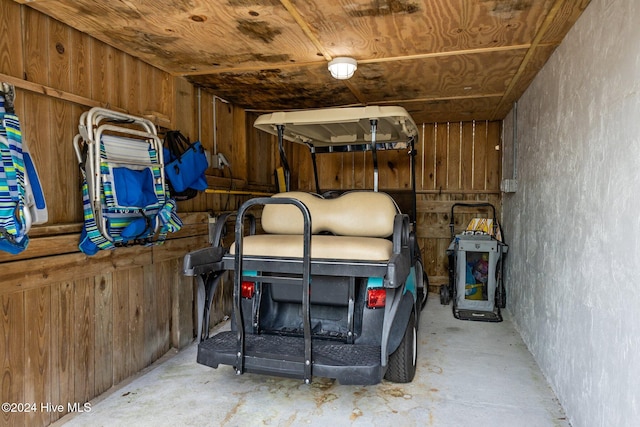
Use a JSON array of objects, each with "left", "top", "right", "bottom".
[{"left": 55, "top": 295, "right": 569, "bottom": 427}]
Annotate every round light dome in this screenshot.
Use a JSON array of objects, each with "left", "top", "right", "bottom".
[{"left": 328, "top": 57, "right": 357, "bottom": 80}]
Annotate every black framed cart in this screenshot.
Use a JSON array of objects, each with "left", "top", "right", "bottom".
[{"left": 440, "top": 202, "right": 508, "bottom": 322}]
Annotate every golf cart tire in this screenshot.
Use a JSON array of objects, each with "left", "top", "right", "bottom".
[{"left": 384, "top": 311, "right": 417, "bottom": 383}]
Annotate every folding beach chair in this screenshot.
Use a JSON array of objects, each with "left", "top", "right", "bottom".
[
  {"left": 0, "top": 83, "right": 47, "bottom": 254},
  {"left": 74, "top": 107, "right": 181, "bottom": 255}
]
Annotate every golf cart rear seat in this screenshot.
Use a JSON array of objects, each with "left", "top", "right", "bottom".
[{"left": 231, "top": 191, "right": 400, "bottom": 261}]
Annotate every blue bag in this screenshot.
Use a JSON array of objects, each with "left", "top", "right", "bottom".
[{"left": 164, "top": 131, "right": 208, "bottom": 193}]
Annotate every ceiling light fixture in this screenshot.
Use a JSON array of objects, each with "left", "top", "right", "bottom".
[{"left": 328, "top": 57, "right": 357, "bottom": 80}]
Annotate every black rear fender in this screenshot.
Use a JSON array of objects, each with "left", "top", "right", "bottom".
[{"left": 385, "top": 291, "right": 416, "bottom": 358}]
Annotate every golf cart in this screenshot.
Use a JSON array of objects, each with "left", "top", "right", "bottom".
[{"left": 183, "top": 105, "right": 428, "bottom": 385}]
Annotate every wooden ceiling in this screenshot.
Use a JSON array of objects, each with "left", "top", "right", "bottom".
[{"left": 17, "top": 0, "right": 591, "bottom": 123}]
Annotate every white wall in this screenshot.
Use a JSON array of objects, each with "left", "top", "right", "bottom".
[{"left": 501, "top": 0, "right": 640, "bottom": 426}]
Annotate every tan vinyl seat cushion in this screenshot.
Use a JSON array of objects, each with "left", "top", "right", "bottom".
[
  {"left": 231, "top": 234, "right": 393, "bottom": 261},
  {"left": 261, "top": 191, "right": 398, "bottom": 237},
  {"left": 232, "top": 191, "right": 399, "bottom": 261}
]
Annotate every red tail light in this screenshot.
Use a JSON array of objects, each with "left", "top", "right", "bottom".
[
  {"left": 241, "top": 281, "right": 255, "bottom": 299},
  {"left": 367, "top": 288, "right": 386, "bottom": 308}
]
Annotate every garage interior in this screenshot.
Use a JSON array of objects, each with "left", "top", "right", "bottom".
[{"left": 1, "top": 0, "right": 638, "bottom": 426}]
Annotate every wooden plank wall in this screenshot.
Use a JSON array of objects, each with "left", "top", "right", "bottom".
[
  {"left": 0, "top": 3, "right": 266, "bottom": 427},
  {"left": 293, "top": 120, "right": 503, "bottom": 292},
  {"left": 417, "top": 121, "right": 502, "bottom": 290}
]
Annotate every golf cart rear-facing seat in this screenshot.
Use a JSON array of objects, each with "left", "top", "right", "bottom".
[{"left": 231, "top": 191, "right": 399, "bottom": 261}]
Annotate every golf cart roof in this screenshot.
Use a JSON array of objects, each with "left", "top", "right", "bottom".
[{"left": 253, "top": 105, "right": 418, "bottom": 150}]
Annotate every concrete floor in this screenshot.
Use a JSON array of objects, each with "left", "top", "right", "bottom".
[{"left": 55, "top": 295, "right": 569, "bottom": 427}]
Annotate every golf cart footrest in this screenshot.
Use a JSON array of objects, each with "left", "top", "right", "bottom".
[
  {"left": 198, "top": 331, "right": 383, "bottom": 385},
  {"left": 455, "top": 309, "right": 502, "bottom": 322}
]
